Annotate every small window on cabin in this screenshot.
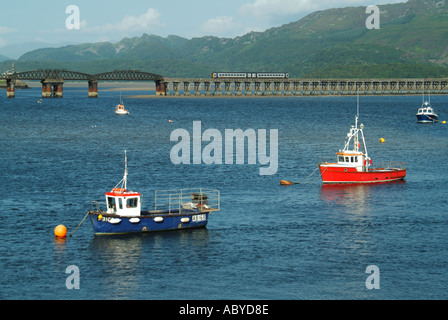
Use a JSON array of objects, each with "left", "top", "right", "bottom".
[
  {"left": 355, "top": 157, "right": 358, "bottom": 163},
  {"left": 338, "top": 156, "right": 344, "bottom": 162},
  {"left": 345, "top": 157, "right": 349, "bottom": 162},
  {"left": 351, "top": 157, "right": 354, "bottom": 162},
  {"left": 107, "top": 197, "right": 116, "bottom": 211},
  {"left": 127, "top": 198, "right": 138, "bottom": 208},
  {"left": 118, "top": 198, "right": 123, "bottom": 210}
]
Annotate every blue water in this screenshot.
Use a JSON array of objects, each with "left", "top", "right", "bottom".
[{"left": 1, "top": 88, "right": 447, "bottom": 300}]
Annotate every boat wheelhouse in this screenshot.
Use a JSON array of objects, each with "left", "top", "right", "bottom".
[{"left": 115, "top": 103, "right": 129, "bottom": 115}]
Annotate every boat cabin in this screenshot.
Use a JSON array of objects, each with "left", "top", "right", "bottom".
[
  {"left": 336, "top": 151, "right": 370, "bottom": 171},
  {"left": 417, "top": 107, "right": 436, "bottom": 116},
  {"left": 105, "top": 188, "right": 141, "bottom": 217},
  {"left": 337, "top": 152, "right": 364, "bottom": 165}
]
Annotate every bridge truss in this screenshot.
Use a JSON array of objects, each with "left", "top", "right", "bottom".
[{"left": 1, "top": 69, "right": 166, "bottom": 98}]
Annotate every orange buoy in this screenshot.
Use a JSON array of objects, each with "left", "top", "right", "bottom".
[
  {"left": 280, "top": 180, "right": 293, "bottom": 185},
  {"left": 54, "top": 225, "right": 67, "bottom": 238}
]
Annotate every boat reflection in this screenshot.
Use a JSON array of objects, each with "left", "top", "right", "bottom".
[
  {"left": 320, "top": 181, "right": 405, "bottom": 215},
  {"left": 87, "top": 229, "right": 211, "bottom": 299}
]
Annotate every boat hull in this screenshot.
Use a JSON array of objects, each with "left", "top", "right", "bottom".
[
  {"left": 319, "top": 165, "right": 406, "bottom": 184},
  {"left": 417, "top": 114, "right": 438, "bottom": 123},
  {"left": 89, "top": 210, "right": 210, "bottom": 235}
]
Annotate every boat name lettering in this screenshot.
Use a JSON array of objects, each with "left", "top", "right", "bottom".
[{"left": 192, "top": 214, "right": 206, "bottom": 222}]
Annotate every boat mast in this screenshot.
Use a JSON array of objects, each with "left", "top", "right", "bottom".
[
  {"left": 112, "top": 150, "right": 128, "bottom": 191},
  {"left": 124, "top": 150, "right": 128, "bottom": 190}
]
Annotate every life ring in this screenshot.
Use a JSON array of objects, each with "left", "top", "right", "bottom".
[{"left": 364, "top": 159, "right": 372, "bottom": 166}]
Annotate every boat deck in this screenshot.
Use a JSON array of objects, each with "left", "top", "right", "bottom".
[{"left": 89, "top": 188, "right": 220, "bottom": 217}]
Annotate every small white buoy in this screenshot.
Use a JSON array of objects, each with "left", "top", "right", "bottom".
[
  {"left": 154, "top": 217, "right": 164, "bottom": 223},
  {"left": 180, "top": 217, "right": 190, "bottom": 223}
]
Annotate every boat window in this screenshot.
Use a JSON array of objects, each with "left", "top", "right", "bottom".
[
  {"left": 118, "top": 198, "right": 123, "bottom": 210},
  {"left": 355, "top": 157, "right": 358, "bottom": 163},
  {"left": 338, "top": 156, "right": 344, "bottom": 162},
  {"left": 127, "top": 198, "right": 139, "bottom": 208},
  {"left": 345, "top": 157, "right": 349, "bottom": 162},
  {"left": 351, "top": 157, "right": 354, "bottom": 163},
  {"left": 107, "top": 197, "right": 116, "bottom": 212}
]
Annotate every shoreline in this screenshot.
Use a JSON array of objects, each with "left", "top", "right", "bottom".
[{"left": 127, "top": 93, "right": 448, "bottom": 99}]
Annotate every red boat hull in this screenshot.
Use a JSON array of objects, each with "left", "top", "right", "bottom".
[{"left": 319, "top": 165, "right": 406, "bottom": 184}]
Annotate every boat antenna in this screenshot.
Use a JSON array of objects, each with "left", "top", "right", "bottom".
[
  {"left": 357, "top": 90, "right": 360, "bottom": 118},
  {"left": 112, "top": 150, "right": 128, "bottom": 191},
  {"left": 423, "top": 81, "right": 425, "bottom": 104},
  {"left": 124, "top": 150, "right": 128, "bottom": 190}
]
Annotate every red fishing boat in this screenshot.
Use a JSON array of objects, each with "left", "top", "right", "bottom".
[{"left": 318, "top": 112, "right": 406, "bottom": 184}]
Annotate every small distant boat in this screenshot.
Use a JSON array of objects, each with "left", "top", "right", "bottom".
[
  {"left": 416, "top": 101, "right": 438, "bottom": 123},
  {"left": 416, "top": 88, "right": 438, "bottom": 123},
  {"left": 318, "top": 97, "right": 406, "bottom": 184},
  {"left": 115, "top": 94, "right": 129, "bottom": 115},
  {"left": 88, "top": 151, "right": 220, "bottom": 235}
]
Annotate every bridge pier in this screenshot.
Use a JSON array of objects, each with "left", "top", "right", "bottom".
[
  {"left": 88, "top": 79, "right": 98, "bottom": 98},
  {"left": 41, "top": 79, "right": 64, "bottom": 98},
  {"left": 6, "top": 79, "right": 15, "bottom": 98},
  {"left": 155, "top": 80, "right": 166, "bottom": 96}
]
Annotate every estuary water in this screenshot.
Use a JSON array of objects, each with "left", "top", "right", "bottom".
[{"left": 0, "top": 87, "right": 447, "bottom": 300}]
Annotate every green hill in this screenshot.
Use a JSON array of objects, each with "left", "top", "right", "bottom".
[{"left": 2, "top": 0, "right": 448, "bottom": 78}]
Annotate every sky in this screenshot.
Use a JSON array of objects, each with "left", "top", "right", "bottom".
[{"left": 0, "top": 0, "right": 405, "bottom": 58}]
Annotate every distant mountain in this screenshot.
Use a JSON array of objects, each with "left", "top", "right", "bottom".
[
  {"left": 4, "top": 0, "right": 448, "bottom": 78},
  {"left": 0, "top": 54, "right": 12, "bottom": 62}
]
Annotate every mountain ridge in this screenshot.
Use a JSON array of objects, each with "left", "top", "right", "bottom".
[{"left": 2, "top": 0, "right": 448, "bottom": 78}]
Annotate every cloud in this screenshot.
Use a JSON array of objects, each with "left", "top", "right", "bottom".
[
  {"left": 87, "top": 8, "right": 163, "bottom": 34},
  {"left": 119, "top": 8, "right": 162, "bottom": 31},
  {"left": 0, "top": 26, "right": 16, "bottom": 46},
  {"left": 201, "top": 16, "right": 240, "bottom": 36},
  {"left": 238, "top": 0, "right": 403, "bottom": 17},
  {"left": 239, "top": 0, "right": 319, "bottom": 17},
  {"left": 0, "top": 26, "right": 16, "bottom": 34}
]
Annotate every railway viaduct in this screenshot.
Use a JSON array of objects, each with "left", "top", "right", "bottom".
[{"left": 2, "top": 69, "right": 447, "bottom": 97}]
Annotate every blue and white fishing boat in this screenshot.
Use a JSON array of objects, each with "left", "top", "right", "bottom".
[
  {"left": 416, "top": 91, "right": 438, "bottom": 123},
  {"left": 88, "top": 151, "right": 220, "bottom": 235}
]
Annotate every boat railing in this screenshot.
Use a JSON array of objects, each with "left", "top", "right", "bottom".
[
  {"left": 89, "top": 201, "right": 107, "bottom": 213},
  {"left": 370, "top": 161, "right": 406, "bottom": 171},
  {"left": 154, "top": 188, "right": 220, "bottom": 214}
]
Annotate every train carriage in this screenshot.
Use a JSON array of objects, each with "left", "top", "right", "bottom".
[{"left": 212, "top": 72, "right": 289, "bottom": 79}]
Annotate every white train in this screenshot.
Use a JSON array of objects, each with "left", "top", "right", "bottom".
[{"left": 212, "top": 72, "right": 289, "bottom": 79}]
